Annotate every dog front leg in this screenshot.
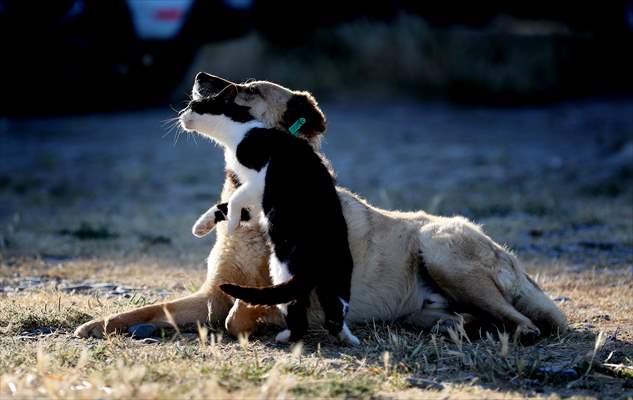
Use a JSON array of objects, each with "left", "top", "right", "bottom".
[{"left": 74, "top": 291, "right": 227, "bottom": 338}]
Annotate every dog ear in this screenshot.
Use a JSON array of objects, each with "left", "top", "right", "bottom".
[{"left": 282, "top": 91, "right": 326, "bottom": 138}]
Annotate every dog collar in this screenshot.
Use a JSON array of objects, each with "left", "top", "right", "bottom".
[{"left": 288, "top": 117, "right": 306, "bottom": 136}]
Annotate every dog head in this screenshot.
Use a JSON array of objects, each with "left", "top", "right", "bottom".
[{"left": 181, "top": 73, "right": 326, "bottom": 146}]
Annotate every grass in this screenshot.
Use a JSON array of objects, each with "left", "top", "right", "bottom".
[
  {"left": 1, "top": 259, "right": 632, "bottom": 399},
  {"left": 59, "top": 223, "right": 119, "bottom": 241},
  {"left": 1, "top": 92, "right": 631, "bottom": 398}
]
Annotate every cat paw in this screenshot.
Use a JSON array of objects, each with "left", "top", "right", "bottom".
[
  {"left": 338, "top": 323, "right": 360, "bottom": 346},
  {"left": 192, "top": 205, "right": 226, "bottom": 237}
]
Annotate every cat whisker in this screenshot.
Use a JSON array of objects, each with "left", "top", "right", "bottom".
[
  {"left": 161, "top": 117, "right": 180, "bottom": 128},
  {"left": 162, "top": 118, "right": 180, "bottom": 137},
  {"left": 191, "top": 131, "right": 199, "bottom": 146},
  {"left": 162, "top": 116, "right": 186, "bottom": 142}
]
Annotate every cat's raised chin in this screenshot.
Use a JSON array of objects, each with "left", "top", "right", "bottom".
[
  {"left": 180, "top": 110, "right": 263, "bottom": 151},
  {"left": 180, "top": 96, "right": 267, "bottom": 234},
  {"left": 180, "top": 84, "right": 264, "bottom": 151}
]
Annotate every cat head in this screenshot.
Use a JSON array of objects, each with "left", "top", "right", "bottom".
[{"left": 180, "top": 73, "right": 326, "bottom": 146}]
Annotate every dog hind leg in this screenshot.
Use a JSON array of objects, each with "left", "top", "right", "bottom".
[{"left": 418, "top": 219, "right": 549, "bottom": 343}]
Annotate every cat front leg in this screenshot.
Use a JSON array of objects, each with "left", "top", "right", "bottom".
[
  {"left": 192, "top": 203, "right": 251, "bottom": 238},
  {"left": 226, "top": 181, "right": 260, "bottom": 234}
]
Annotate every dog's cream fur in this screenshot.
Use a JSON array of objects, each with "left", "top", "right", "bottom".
[{"left": 75, "top": 75, "right": 567, "bottom": 342}]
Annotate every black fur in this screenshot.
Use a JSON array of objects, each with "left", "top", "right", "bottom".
[
  {"left": 282, "top": 94, "right": 326, "bottom": 138},
  {"left": 220, "top": 275, "right": 313, "bottom": 305},
  {"left": 190, "top": 86, "right": 254, "bottom": 124},
  {"left": 213, "top": 203, "right": 250, "bottom": 223},
  {"left": 214, "top": 209, "right": 225, "bottom": 223},
  {"left": 221, "top": 128, "right": 354, "bottom": 341}
]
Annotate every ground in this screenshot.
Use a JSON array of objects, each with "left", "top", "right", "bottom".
[{"left": 0, "top": 98, "right": 632, "bottom": 399}]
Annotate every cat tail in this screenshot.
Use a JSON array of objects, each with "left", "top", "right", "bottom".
[{"left": 220, "top": 276, "right": 313, "bottom": 305}]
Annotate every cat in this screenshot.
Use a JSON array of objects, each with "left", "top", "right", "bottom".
[{"left": 180, "top": 83, "right": 359, "bottom": 345}]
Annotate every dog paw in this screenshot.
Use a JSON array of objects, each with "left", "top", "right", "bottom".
[
  {"left": 74, "top": 319, "right": 110, "bottom": 338},
  {"left": 515, "top": 324, "right": 541, "bottom": 345},
  {"left": 433, "top": 318, "right": 462, "bottom": 335},
  {"left": 74, "top": 317, "right": 133, "bottom": 338},
  {"left": 192, "top": 205, "right": 226, "bottom": 238}
]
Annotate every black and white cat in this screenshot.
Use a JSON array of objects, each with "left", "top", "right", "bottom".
[{"left": 180, "top": 83, "right": 359, "bottom": 345}]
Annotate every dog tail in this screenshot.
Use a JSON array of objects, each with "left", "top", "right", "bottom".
[{"left": 220, "top": 276, "right": 312, "bottom": 305}]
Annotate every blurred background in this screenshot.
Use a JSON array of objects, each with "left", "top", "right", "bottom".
[
  {"left": 2, "top": 0, "right": 633, "bottom": 113},
  {"left": 0, "top": 0, "right": 632, "bottom": 271}
]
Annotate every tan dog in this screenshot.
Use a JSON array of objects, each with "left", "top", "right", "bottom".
[{"left": 75, "top": 74, "right": 567, "bottom": 343}]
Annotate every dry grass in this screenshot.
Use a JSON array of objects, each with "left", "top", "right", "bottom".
[
  {"left": 1, "top": 259, "right": 632, "bottom": 399},
  {"left": 1, "top": 94, "right": 631, "bottom": 398}
]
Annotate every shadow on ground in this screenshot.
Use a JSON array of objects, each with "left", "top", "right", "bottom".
[{"left": 1, "top": 98, "right": 632, "bottom": 398}]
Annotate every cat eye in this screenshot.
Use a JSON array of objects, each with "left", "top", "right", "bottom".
[{"left": 246, "top": 86, "right": 258, "bottom": 95}]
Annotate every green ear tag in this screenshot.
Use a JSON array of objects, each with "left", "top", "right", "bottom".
[{"left": 288, "top": 117, "right": 306, "bottom": 136}]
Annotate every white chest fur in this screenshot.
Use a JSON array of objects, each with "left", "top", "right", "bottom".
[
  {"left": 225, "top": 151, "right": 263, "bottom": 182},
  {"left": 269, "top": 253, "right": 292, "bottom": 285},
  {"left": 181, "top": 113, "right": 268, "bottom": 235},
  {"left": 224, "top": 150, "right": 267, "bottom": 217},
  {"left": 269, "top": 252, "right": 292, "bottom": 316}
]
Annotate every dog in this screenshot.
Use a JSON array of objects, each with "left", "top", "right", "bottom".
[{"left": 75, "top": 73, "right": 567, "bottom": 343}]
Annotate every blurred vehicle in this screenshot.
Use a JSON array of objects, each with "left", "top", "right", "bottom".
[
  {"left": 127, "top": 0, "right": 195, "bottom": 41},
  {"left": 1, "top": 0, "right": 630, "bottom": 115},
  {"left": 0, "top": 0, "right": 253, "bottom": 115}
]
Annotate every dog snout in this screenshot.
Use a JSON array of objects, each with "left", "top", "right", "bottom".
[
  {"left": 194, "top": 72, "right": 235, "bottom": 98},
  {"left": 195, "top": 72, "right": 212, "bottom": 83}
]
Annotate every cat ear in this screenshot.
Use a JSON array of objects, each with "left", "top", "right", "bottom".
[{"left": 283, "top": 92, "right": 326, "bottom": 138}]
